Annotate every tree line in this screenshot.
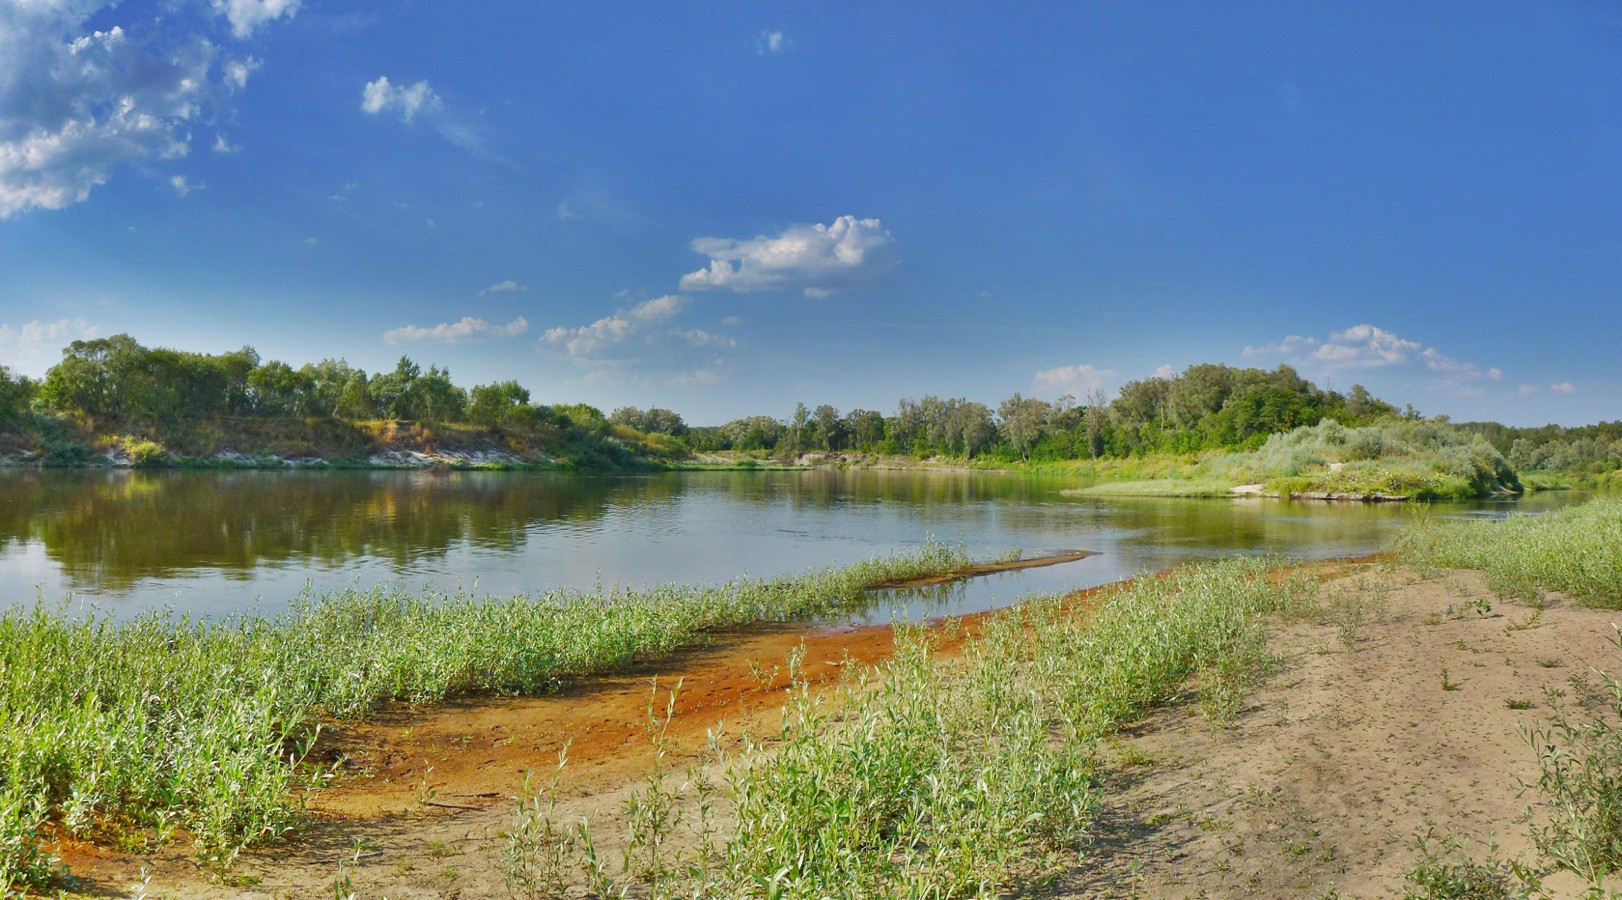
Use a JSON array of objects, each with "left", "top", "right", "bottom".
[{"left": 1, "top": 333, "right": 1608, "bottom": 472}]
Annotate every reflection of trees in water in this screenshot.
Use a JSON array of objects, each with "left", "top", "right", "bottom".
[
  {"left": 0, "top": 470, "right": 684, "bottom": 590},
  {"left": 1099, "top": 496, "right": 1399, "bottom": 552}
]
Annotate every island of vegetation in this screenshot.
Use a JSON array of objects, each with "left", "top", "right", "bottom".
[{"left": 0, "top": 334, "right": 1617, "bottom": 498}]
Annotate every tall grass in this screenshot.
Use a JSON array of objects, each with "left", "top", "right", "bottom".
[
  {"left": 1072, "top": 420, "right": 1522, "bottom": 500},
  {"left": 0, "top": 543, "right": 968, "bottom": 889},
  {"left": 507, "top": 556, "right": 1319, "bottom": 897},
  {"left": 1390, "top": 498, "right": 1622, "bottom": 608}
]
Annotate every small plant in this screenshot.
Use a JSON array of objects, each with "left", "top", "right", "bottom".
[
  {"left": 1441, "top": 668, "right": 1461, "bottom": 691},
  {"left": 1505, "top": 699, "right": 1535, "bottom": 711},
  {"left": 1401, "top": 828, "right": 1536, "bottom": 899},
  {"left": 1470, "top": 598, "right": 1493, "bottom": 618},
  {"left": 502, "top": 747, "right": 575, "bottom": 899},
  {"left": 1520, "top": 630, "right": 1622, "bottom": 888}
]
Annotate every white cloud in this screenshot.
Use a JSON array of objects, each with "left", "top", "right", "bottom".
[
  {"left": 0, "top": 317, "right": 99, "bottom": 371},
  {"left": 720, "top": 315, "right": 744, "bottom": 326},
  {"left": 479, "top": 280, "right": 524, "bottom": 295},
  {"left": 757, "top": 29, "right": 790, "bottom": 54},
  {"left": 212, "top": 134, "right": 242, "bottom": 154},
  {"left": 679, "top": 215, "right": 897, "bottom": 296},
  {"left": 1246, "top": 324, "right": 1501, "bottom": 393},
  {"left": 681, "top": 329, "right": 738, "bottom": 349},
  {"left": 1517, "top": 384, "right": 1538, "bottom": 397},
  {"left": 540, "top": 295, "right": 739, "bottom": 386},
  {"left": 555, "top": 200, "right": 579, "bottom": 220},
  {"left": 361, "top": 76, "right": 442, "bottom": 124},
  {"left": 383, "top": 316, "right": 528, "bottom": 345},
  {"left": 0, "top": 2, "right": 292, "bottom": 218},
  {"left": 1033, "top": 363, "right": 1116, "bottom": 399},
  {"left": 169, "top": 174, "right": 200, "bottom": 196},
  {"left": 212, "top": 0, "right": 301, "bottom": 38},
  {"left": 1551, "top": 382, "right": 1577, "bottom": 395},
  {"left": 1150, "top": 364, "right": 1178, "bottom": 380},
  {"left": 541, "top": 296, "right": 685, "bottom": 359}
]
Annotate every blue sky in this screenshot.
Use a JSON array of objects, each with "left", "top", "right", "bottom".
[{"left": 1, "top": 1, "right": 1618, "bottom": 427}]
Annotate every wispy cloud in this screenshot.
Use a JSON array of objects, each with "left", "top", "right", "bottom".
[
  {"left": 679, "top": 215, "right": 897, "bottom": 297},
  {"left": 360, "top": 75, "right": 489, "bottom": 156},
  {"left": 1551, "top": 381, "right": 1577, "bottom": 395},
  {"left": 1032, "top": 362, "right": 1116, "bottom": 400},
  {"left": 1246, "top": 324, "right": 1502, "bottom": 393},
  {"left": 383, "top": 316, "right": 528, "bottom": 345},
  {"left": 540, "top": 295, "right": 739, "bottom": 386},
  {"left": 756, "top": 29, "right": 791, "bottom": 55},
  {"left": 169, "top": 175, "right": 201, "bottom": 196},
  {"left": 479, "top": 280, "right": 524, "bottom": 295},
  {"left": 0, "top": 317, "right": 99, "bottom": 371}
]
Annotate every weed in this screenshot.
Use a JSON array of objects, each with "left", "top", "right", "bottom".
[
  {"left": 1442, "top": 668, "right": 1461, "bottom": 691},
  {"left": 1506, "top": 699, "right": 1536, "bottom": 711},
  {"left": 1402, "top": 828, "right": 1537, "bottom": 899}
]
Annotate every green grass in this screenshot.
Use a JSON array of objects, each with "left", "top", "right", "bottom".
[
  {"left": 1390, "top": 498, "right": 1622, "bottom": 608},
  {"left": 0, "top": 542, "right": 970, "bottom": 889},
  {"left": 1066, "top": 420, "right": 1522, "bottom": 501},
  {"left": 506, "top": 556, "right": 1320, "bottom": 897}
]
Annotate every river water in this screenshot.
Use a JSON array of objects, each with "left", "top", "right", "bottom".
[{"left": 0, "top": 468, "right": 1583, "bottom": 621}]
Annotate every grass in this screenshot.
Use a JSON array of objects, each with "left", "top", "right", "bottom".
[
  {"left": 504, "top": 555, "right": 1320, "bottom": 897},
  {"left": 1394, "top": 497, "right": 1622, "bottom": 896},
  {"left": 0, "top": 542, "right": 971, "bottom": 890},
  {"left": 1067, "top": 419, "right": 1521, "bottom": 501},
  {"left": 1390, "top": 497, "right": 1622, "bottom": 608}
]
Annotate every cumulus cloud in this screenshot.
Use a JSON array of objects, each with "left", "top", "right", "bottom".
[
  {"left": 361, "top": 76, "right": 442, "bottom": 123},
  {"left": 212, "top": 0, "right": 301, "bottom": 38},
  {"left": 1033, "top": 363, "right": 1116, "bottom": 400},
  {"left": 169, "top": 174, "right": 200, "bottom": 196},
  {"left": 1246, "top": 324, "right": 1501, "bottom": 393},
  {"left": 679, "top": 215, "right": 897, "bottom": 297},
  {"left": 0, "top": 2, "right": 293, "bottom": 218},
  {"left": 479, "top": 280, "right": 524, "bottom": 295},
  {"left": 756, "top": 29, "right": 790, "bottom": 54},
  {"left": 222, "top": 56, "right": 260, "bottom": 90},
  {"left": 383, "top": 316, "right": 528, "bottom": 345}
]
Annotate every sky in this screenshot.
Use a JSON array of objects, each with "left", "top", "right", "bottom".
[{"left": 0, "top": 1, "right": 1618, "bottom": 427}]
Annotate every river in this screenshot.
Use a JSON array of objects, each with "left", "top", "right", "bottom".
[{"left": 0, "top": 468, "right": 1583, "bottom": 621}]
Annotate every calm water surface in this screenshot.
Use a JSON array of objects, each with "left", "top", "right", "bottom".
[{"left": 0, "top": 469, "right": 1584, "bottom": 621}]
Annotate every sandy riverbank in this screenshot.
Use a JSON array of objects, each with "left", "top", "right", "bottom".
[{"left": 52, "top": 559, "right": 1621, "bottom": 898}]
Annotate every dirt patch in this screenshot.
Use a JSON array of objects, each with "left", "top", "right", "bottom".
[
  {"left": 1059, "top": 565, "right": 1617, "bottom": 898},
  {"left": 54, "top": 613, "right": 998, "bottom": 898}
]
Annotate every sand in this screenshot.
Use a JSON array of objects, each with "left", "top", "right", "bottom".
[{"left": 53, "top": 563, "right": 1622, "bottom": 898}]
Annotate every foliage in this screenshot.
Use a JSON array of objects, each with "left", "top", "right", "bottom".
[
  {"left": 503, "top": 556, "right": 1315, "bottom": 897},
  {"left": 0, "top": 544, "right": 969, "bottom": 888},
  {"left": 1391, "top": 498, "right": 1622, "bottom": 607}
]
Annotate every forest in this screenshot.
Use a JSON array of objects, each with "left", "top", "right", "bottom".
[{"left": 0, "top": 334, "right": 1615, "bottom": 481}]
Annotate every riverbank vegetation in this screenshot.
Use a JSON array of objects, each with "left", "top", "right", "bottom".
[
  {"left": 1393, "top": 496, "right": 1622, "bottom": 607},
  {"left": 0, "top": 544, "right": 969, "bottom": 889},
  {"left": 1068, "top": 418, "right": 1521, "bottom": 500},
  {"left": 1, "top": 334, "right": 1613, "bottom": 493},
  {"left": 498, "top": 555, "right": 1317, "bottom": 896}
]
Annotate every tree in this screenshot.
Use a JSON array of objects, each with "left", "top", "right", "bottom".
[
  {"left": 997, "top": 393, "right": 1050, "bottom": 460},
  {"left": 472, "top": 381, "right": 533, "bottom": 427}
]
